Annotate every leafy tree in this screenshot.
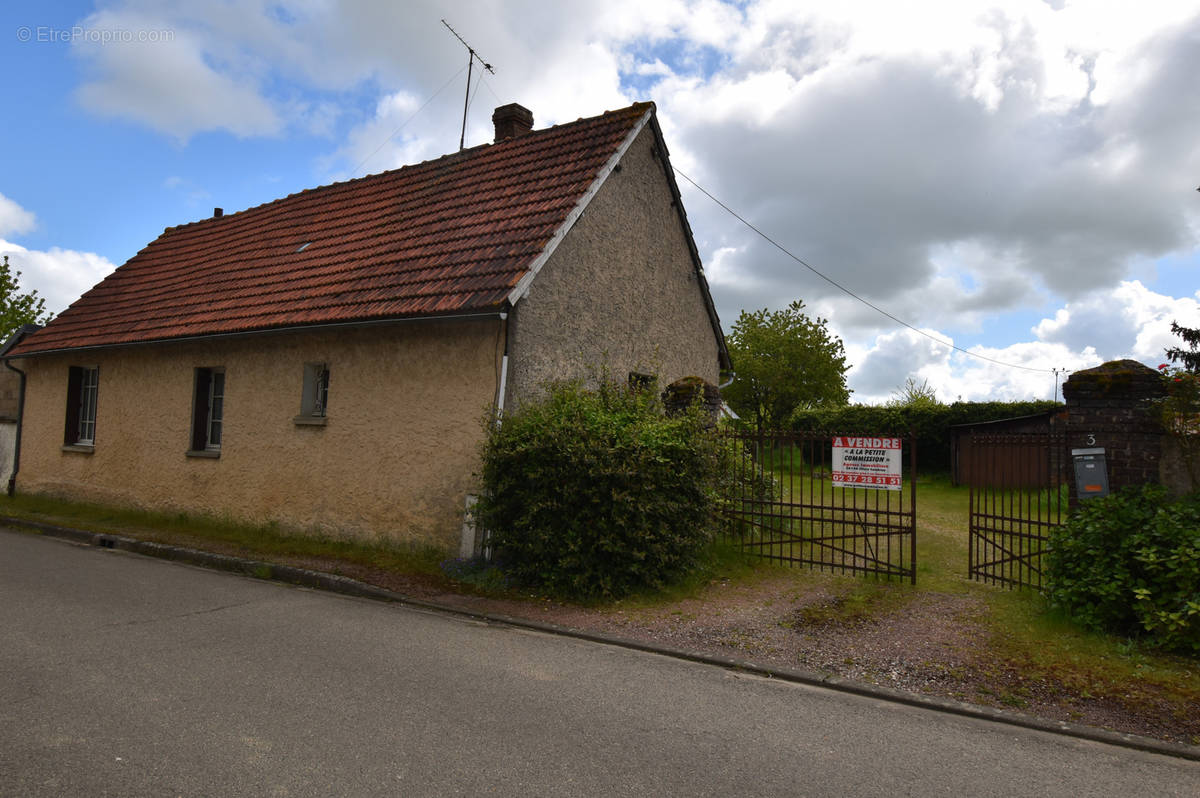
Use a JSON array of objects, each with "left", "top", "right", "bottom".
[
  {"left": 1164, "top": 320, "right": 1200, "bottom": 373},
  {"left": 887, "top": 377, "right": 941, "bottom": 408},
  {"left": 0, "top": 255, "right": 53, "bottom": 343},
  {"left": 723, "top": 300, "right": 849, "bottom": 431}
]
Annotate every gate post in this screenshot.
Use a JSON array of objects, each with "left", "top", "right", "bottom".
[{"left": 1061, "top": 360, "right": 1166, "bottom": 501}]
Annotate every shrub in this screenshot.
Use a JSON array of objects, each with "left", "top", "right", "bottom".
[
  {"left": 1156, "top": 362, "right": 1200, "bottom": 487},
  {"left": 475, "top": 378, "right": 727, "bottom": 601},
  {"left": 1045, "top": 485, "right": 1200, "bottom": 655},
  {"left": 789, "top": 400, "right": 1062, "bottom": 472}
]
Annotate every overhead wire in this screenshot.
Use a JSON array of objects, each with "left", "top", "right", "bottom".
[
  {"left": 672, "top": 167, "right": 1056, "bottom": 374},
  {"left": 464, "top": 65, "right": 486, "bottom": 115},
  {"left": 478, "top": 76, "right": 504, "bottom": 107},
  {"left": 351, "top": 64, "right": 467, "bottom": 177}
]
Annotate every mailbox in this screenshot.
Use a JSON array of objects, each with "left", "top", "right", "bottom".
[{"left": 1071, "top": 447, "right": 1109, "bottom": 500}]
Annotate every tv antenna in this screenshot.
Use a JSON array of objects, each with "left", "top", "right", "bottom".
[{"left": 442, "top": 19, "right": 495, "bottom": 150}]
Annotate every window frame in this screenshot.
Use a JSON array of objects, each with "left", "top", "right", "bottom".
[
  {"left": 294, "top": 361, "right": 330, "bottom": 426},
  {"left": 188, "top": 366, "right": 225, "bottom": 456},
  {"left": 63, "top": 365, "right": 99, "bottom": 451}
]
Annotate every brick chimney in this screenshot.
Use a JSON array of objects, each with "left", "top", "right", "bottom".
[{"left": 492, "top": 103, "right": 534, "bottom": 142}]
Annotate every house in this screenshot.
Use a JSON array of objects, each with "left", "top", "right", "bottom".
[
  {"left": 0, "top": 366, "right": 19, "bottom": 487},
  {"left": 2, "top": 101, "right": 730, "bottom": 549}
]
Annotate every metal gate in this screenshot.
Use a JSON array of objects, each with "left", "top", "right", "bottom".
[
  {"left": 719, "top": 430, "right": 916, "bottom": 583},
  {"left": 967, "top": 432, "right": 1069, "bottom": 589}
]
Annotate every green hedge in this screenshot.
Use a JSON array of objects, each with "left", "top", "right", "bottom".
[
  {"left": 788, "top": 401, "right": 1062, "bottom": 472},
  {"left": 475, "top": 379, "right": 727, "bottom": 601},
  {"left": 1045, "top": 485, "right": 1200, "bottom": 655}
]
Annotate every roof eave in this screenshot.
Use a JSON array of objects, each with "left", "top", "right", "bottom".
[
  {"left": 3, "top": 310, "right": 506, "bottom": 359},
  {"left": 644, "top": 113, "right": 731, "bottom": 371},
  {"left": 0, "top": 324, "right": 45, "bottom": 359}
]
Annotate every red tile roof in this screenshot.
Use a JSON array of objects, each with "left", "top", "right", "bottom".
[{"left": 10, "top": 102, "right": 655, "bottom": 355}]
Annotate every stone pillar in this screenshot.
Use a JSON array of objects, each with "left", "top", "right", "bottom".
[{"left": 1061, "top": 360, "right": 1166, "bottom": 496}]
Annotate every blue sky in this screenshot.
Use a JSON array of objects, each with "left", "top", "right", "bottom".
[
  {"left": 3, "top": 2, "right": 361, "bottom": 267},
  {"left": 2, "top": 1, "right": 1198, "bottom": 404}
]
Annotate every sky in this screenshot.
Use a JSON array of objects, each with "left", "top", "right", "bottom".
[{"left": 1, "top": 0, "right": 1198, "bottom": 405}]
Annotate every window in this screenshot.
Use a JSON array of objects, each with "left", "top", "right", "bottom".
[
  {"left": 190, "top": 367, "right": 225, "bottom": 454},
  {"left": 64, "top": 366, "right": 98, "bottom": 448},
  {"left": 295, "top": 362, "right": 329, "bottom": 425}
]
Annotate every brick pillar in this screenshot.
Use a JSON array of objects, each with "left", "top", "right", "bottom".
[{"left": 1061, "top": 360, "right": 1165, "bottom": 497}]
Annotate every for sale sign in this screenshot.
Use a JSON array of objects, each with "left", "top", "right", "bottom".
[{"left": 831, "top": 436, "right": 902, "bottom": 490}]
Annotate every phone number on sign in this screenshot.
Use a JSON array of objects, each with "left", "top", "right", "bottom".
[{"left": 832, "top": 473, "right": 901, "bottom": 487}]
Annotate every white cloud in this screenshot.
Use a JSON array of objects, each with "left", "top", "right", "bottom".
[
  {"left": 0, "top": 240, "right": 116, "bottom": 317},
  {"left": 73, "top": 9, "right": 282, "bottom": 141},
  {"left": 705, "top": 245, "right": 749, "bottom": 288},
  {"left": 0, "top": 194, "right": 37, "bottom": 237},
  {"left": 848, "top": 325, "right": 1102, "bottom": 405},
  {"left": 47, "top": 0, "right": 1200, "bottom": 405},
  {"left": 848, "top": 281, "right": 1199, "bottom": 403},
  {"left": 327, "top": 89, "right": 462, "bottom": 178},
  {"left": 1033, "top": 280, "right": 1200, "bottom": 363},
  {"left": 848, "top": 327, "right": 955, "bottom": 402}
]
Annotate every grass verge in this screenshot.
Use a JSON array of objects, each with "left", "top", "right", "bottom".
[
  {"left": 0, "top": 493, "right": 446, "bottom": 580},
  {"left": 914, "top": 474, "right": 1199, "bottom": 736}
]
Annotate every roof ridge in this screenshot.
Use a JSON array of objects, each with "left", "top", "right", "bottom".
[
  {"left": 161, "top": 101, "right": 655, "bottom": 236},
  {"left": 10, "top": 100, "right": 658, "bottom": 356}
]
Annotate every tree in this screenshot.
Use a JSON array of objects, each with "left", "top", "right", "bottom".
[
  {"left": 1159, "top": 321, "right": 1200, "bottom": 486},
  {"left": 0, "top": 255, "right": 53, "bottom": 343},
  {"left": 1164, "top": 320, "right": 1200, "bottom": 373},
  {"left": 723, "top": 300, "right": 849, "bottom": 431},
  {"left": 887, "top": 377, "right": 941, "bottom": 408}
]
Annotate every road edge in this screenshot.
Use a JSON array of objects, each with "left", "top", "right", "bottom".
[{"left": 5, "top": 517, "right": 1198, "bottom": 763}]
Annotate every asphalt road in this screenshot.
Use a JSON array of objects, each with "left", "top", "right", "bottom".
[{"left": 2, "top": 529, "right": 1197, "bottom": 797}]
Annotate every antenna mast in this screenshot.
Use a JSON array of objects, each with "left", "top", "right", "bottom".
[{"left": 442, "top": 19, "right": 495, "bottom": 150}]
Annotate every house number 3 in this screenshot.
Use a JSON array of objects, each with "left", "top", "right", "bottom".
[{"left": 1086, "top": 434, "right": 1096, "bottom": 446}]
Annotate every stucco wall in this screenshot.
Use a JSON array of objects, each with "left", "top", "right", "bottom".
[
  {"left": 0, "top": 368, "right": 19, "bottom": 419},
  {"left": 0, "top": 419, "right": 15, "bottom": 487},
  {"left": 506, "top": 124, "right": 721, "bottom": 404},
  {"left": 14, "top": 319, "right": 501, "bottom": 548}
]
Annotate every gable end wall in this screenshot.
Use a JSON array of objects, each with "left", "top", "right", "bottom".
[{"left": 506, "top": 125, "right": 720, "bottom": 402}]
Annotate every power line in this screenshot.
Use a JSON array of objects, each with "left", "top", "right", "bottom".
[
  {"left": 351, "top": 65, "right": 467, "bottom": 177},
  {"left": 673, "top": 167, "right": 1055, "bottom": 374}
]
